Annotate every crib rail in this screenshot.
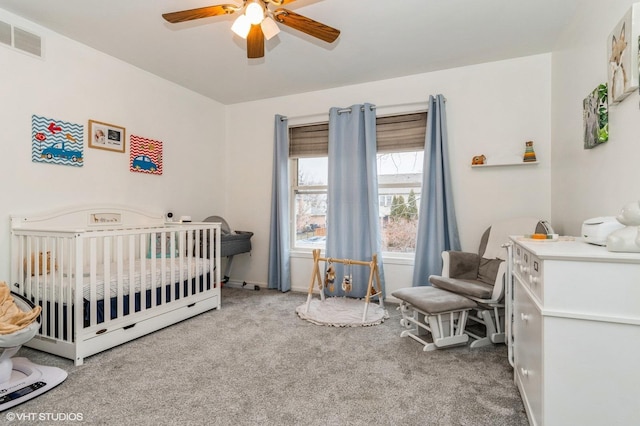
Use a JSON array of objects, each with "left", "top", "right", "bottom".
[{"left": 11, "top": 223, "right": 221, "bottom": 347}]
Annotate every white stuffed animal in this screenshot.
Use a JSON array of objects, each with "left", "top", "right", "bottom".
[{"left": 606, "top": 201, "right": 640, "bottom": 252}]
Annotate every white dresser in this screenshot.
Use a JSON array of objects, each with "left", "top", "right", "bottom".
[{"left": 507, "top": 237, "right": 640, "bottom": 426}]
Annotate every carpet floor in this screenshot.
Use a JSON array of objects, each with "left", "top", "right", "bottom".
[{"left": 11, "top": 287, "right": 529, "bottom": 425}]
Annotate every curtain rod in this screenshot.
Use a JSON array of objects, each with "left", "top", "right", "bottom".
[
  {"left": 337, "top": 104, "right": 376, "bottom": 115},
  {"left": 279, "top": 105, "right": 375, "bottom": 122},
  {"left": 280, "top": 100, "right": 437, "bottom": 122}
]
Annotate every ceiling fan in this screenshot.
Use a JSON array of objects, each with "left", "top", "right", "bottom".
[{"left": 162, "top": 0, "right": 341, "bottom": 59}]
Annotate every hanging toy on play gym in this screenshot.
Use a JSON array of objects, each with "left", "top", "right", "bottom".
[
  {"left": 342, "top": 261, "right": 352, "bottom": 293},
  {"left": 324, "top": 260, "right": 335, "bottom": 293}
]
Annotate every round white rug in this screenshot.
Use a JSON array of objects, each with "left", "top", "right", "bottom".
[{"left": 296, "top": 297, "right": 389, "bottom": 327}]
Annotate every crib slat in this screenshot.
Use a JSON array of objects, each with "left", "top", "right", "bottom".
[
  {"left": 116, "top": 235, "right": 124, "bottom": 321},
  {"left": 89, "top": 238, "right": 97, "bottom": 327},
  {"left": 160, "top": 230, "right": 167, "bottom": 305},
  {"left": 74, "top": 234, "right": 85, "bottom": 350},
  {"left": 178, "top": 230, "right": 185, "bottom": 298},
  {"left": 65, "top": 236, "right": 73, "bottom": 342},
  {"left": 140, "top": 233, "right": 147, "bottom": 312},
  {"left": 150, "top": 231, "right": 157, "bottom": 308},
  {"left": 128, "top": 235, "right": 136, "bottom": 317},
  {"left": 103, "top": 236, "right": 111, "bottom": 323},
  {"left": 194, "top": 229, "right": 201, "bottom": 294}
]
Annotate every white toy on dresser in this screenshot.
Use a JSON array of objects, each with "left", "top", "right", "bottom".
[{"left": 606, "top": 200, "right": 640, "bottom": 252}]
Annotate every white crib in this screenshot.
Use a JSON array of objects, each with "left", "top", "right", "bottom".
[{"left": 10, "top": 205, "right": 221, "bottom": 366}]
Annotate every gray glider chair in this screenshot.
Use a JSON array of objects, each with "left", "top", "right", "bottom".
[{"left": 393, "top": 217, "right": 553, "bottom": 351}]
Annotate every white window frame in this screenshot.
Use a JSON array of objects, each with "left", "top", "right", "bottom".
[
  {"left": 288, "top": 110, "right": 427, "bottom": 259},
  {"left": 290, "top": 153, "right": 423, "bottom": 257}
]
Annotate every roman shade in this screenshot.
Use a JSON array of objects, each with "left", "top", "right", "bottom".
[{"left": 289, "top": 111, "right": 427, "bottom": 158}]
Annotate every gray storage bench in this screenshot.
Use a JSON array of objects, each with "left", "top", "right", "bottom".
[{"left": 392, "top": 286, "right": 477, "bottom": 351}]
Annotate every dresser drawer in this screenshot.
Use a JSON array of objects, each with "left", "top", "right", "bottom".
[
  {"left": 527, "top": 254, "right": 543, "bottom": 303},
  {"left": 512, "top": 243, "right": 529, "bottom": 281},
  {"left": 512, "top": 245, "right": 543, "bottom": 304}
]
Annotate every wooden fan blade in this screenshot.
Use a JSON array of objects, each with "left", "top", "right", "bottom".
[
  {"left": 267, "top": 0, "right": 298, "bottom": 5},
  {"left": 162, "top": 4, "right": 239, "bottom": 24},
  {"left": 274, "top": 8, "right": 340, "bottom": 43},
  {"left": 247, "top": 24, "right": 265, "bottom": 58}
]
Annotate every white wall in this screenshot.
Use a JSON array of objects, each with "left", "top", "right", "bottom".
[
  {"left": 1, "top": 8, "right": 558, "bottom": 297},
  {"left": 0, "top": 10, "right": 227, "bottom": 278},
  {"left": 225, "top": 54, "right": 553, "bottom": 295},
  {"left": 551, "top": 0, "right": 640, "bottom": 236}
]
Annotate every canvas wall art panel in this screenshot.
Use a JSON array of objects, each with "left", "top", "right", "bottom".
[
  {"left": 608, "top": 3, "right": 640, "bottom": 104},
  {"left": 130, "top": 134, "right": 163, "bottom": 175},
  {"left": 583, "top": 84, "right": 609, "bottom": 149},
  {"left": 32, "top": 114, "right": 84, "bottom": 167}
]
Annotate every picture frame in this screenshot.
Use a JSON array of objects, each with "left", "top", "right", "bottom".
[
  {"left": 607, "top": 4, "right": 640, "bottom": 104},
  {"left": 88, "top": 119, "right": 126, "bottom": 153},
  {"left": 583, "top": 84, "right": 609, "bottom": 149}
]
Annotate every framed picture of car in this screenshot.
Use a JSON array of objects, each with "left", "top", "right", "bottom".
[
  {"left": 130, "top": 134, "right": 163, "bottom": 175},
  {"left": 88, "top": 119, "right": 126, "bottom": 153}
]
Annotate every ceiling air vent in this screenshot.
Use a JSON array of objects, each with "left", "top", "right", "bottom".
[
  {"left": 13, "top": 26, "right": 42, "bottom": 57},
  {"left": 0, "top": 20, "right": 11, "bottom": 46}
]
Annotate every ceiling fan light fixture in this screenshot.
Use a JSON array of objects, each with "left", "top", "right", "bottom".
[
  {"left": 162, "top": 2, "right": 341, "bottom": 59},
  {"left": 245, "top": 1, "right": 265, "bottom": 25},
  {"left": 231, "top": 14, "right": 251, "bottom": 39},
  {"left": 261, "top": 16, "right": 280, "bottom": 40}
]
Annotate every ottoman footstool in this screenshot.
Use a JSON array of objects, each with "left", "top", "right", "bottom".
[{"left": 392, "top": 286, "right": 477, "bottom": 351}]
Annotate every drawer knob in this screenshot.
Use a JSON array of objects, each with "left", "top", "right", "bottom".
[
  {"left": 529, "top": 275, "right": 538, "bottom": 285},
  {"left": 521, "top": 313, "right": 529, "bottom": 322},
  {"left": 520, "top": 368, "right": 530, "bottom": 377}
]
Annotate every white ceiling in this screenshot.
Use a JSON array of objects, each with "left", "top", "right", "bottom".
[{"left": 0, "top": 0, "right": 581, "bottom": 105}]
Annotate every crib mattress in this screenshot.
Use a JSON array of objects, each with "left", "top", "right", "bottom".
[{"left": 21, "top": 258, "right": 212, "bottom": 303}]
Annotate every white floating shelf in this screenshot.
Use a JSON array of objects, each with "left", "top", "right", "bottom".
[{"left": 472, "top": 161, "right": 538, "bottom": 168}]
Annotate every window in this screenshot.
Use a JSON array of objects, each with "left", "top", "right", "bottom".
[{"left": 290, "top": 112, "right": 426, "bottom": 254}]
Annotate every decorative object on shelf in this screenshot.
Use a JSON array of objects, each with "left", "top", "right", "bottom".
[
  {"left": 583, "top": 84, "right": 609, "bottom": 149},
  {"left": 606, "top": 200, "right": 640, "bottom": 252},
  {"left": 32, "top": 114, "right": 83, "bottom": 167},
  {"left": 88, "top": 120, "right": 126, "bottom": 153},
  {"left": 471, "top": 154, "right": 486, "bottom": 165},
  {"left": 522, "top": 141, "right": 537, "bottom": 162},
  {"left": 130, "top": 135, "right": 163, "bottom": 175},
  {"left": 607, "top": 3, "right": 640, "bottom": 104}
]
